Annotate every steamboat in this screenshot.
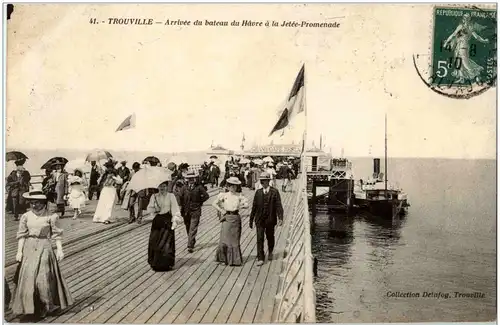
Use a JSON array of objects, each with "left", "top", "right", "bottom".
[{"left": 353, "top": 115, "right": 409, "bottom": 219}]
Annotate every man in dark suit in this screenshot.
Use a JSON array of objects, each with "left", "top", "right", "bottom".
[
  {"left": 88, "top": 161, "right": 102, "bottom": 200},
  {"left": 116, "top": 160, "right": 130, "bottom": 204},
  {"left": 181, "top": 172, "right": 209, "bottom": 253},
  {"left": 249, "top": 171, "right": 284, "bottom": 266}
]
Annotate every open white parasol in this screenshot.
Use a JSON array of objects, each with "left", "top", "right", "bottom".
[
  {"left": 127, "top": 166, "right": 172, "bottom": 192},
  {"left": 86, "top": 150, "right": 113, "bottom": 163},
  {"left": 252, "top": 158, "right": 263, "bottom": 165},
  {"left": 65, "top": 158, "right": 91, "bottom": 174}
]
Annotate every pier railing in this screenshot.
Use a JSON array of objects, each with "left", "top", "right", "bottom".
[{"left": 274, "top": 164, "right": 316, "bottom": 323}]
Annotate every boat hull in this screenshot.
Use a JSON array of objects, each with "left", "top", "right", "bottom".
[{"left": 355, "top": 198, "right": 404, "bottom": 218}]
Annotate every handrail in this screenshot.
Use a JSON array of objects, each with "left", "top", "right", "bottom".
[{"left": 274, "top": 157, "right": 316, "bottom": 323}]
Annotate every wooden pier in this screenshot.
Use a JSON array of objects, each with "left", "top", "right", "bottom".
[{"left": 4, "top": 179, "right": 316, "bottom": 323}]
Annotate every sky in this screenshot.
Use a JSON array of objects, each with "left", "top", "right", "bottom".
[{"left": 5, "top": 4, "right": 497, "bottom": 158}]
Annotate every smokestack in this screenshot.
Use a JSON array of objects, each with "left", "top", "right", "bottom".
[{"left": 373, "top": 158, "right": 381, "bottom": 176}]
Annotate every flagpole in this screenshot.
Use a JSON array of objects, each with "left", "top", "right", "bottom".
[
  {"left": 384, "top": 113, "right": 388, "bottom": 192},
  {"left": 300, "top": 61, "right": 316, "bottom": 324},
  {"left": 301, "top": 62, "right": 307, "bottom": 171}
]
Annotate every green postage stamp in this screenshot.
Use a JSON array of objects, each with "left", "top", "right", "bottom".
[{"left": 431, "top": 6, "right": 497, "bottom": 88}]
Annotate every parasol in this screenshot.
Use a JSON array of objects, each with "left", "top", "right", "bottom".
[
  {"left": 263, "top": 156, "right": 274, "bottom": 163},
  {"left": 65, "top": 158, "right": 91, "bottom": 174},
  {"left": 143, "top": 156, "right": 161, "bottom": 166},
  {"left": 6, "top": 151, "right": 28, "bottom": 162},
  {"left": 86, "top": 150, "right": 113, "bottom": 163},
  {"left": 127, "top": 166, "right": 172, "bottom": 192},
  {"left": 41, "top": 157, "right": 68, "bottom": 170},
  {"left": 252, "top": 158, "right": 263, "bottom": 165}
]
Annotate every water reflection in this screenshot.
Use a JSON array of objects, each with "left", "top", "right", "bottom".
[
  {"left": 312, "top": 213, "right": 354, "bottom": 269},
  {"left": 312, "top": 210, "right": 409, "bottom": 322},
  {"left": 357, "top": 211, "right": 407, "bottom": 248}
]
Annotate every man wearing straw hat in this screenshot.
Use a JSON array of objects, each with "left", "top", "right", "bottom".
[
  {"left": 181, "top": 172, "right": 209, "bottom": 253},
  {"left": 250, "top": 171, "right": 284, "bottom": 266}
]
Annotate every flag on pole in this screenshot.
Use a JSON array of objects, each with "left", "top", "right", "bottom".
[
  {"left": 269, "top": 64, "right": 305, "bottom": 136},
  {"left": 115, "top": 113, "right": 136, "bottom": 132},
  {"left": 301, "top": 131, "right": 306, "bottom": 154}
]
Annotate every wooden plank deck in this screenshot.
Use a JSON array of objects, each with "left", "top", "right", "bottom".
[{"left": 4, "top": 183, "right": 298, "bottom": 323}]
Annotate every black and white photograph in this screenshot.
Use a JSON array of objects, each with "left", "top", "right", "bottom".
[{"left": 3, "top": 3, "right": 496, "bottom": 324}]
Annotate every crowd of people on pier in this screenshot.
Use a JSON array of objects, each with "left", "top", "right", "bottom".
[{"left": 4, "top": 154, "right": 300, "bottom": 321}]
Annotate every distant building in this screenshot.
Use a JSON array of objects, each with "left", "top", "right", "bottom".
[
  {"left": 304, "top": 146, "right": 331, "bottom": 172},
  {"left": 243, "top": 144, "right": 302, "bottom": 157},
  {"left": 207, "top": 145, "right": 234, "bottom": 166}
]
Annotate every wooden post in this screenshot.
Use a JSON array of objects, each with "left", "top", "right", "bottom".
[
  {"left": 385, "top": 114, "right": 388, "bottom": 193},
  {"left": 346, "top": 179, "right": 351, "bottom": 215},
  {"left": 302, "top": 171, "right": 317, "bottom": 323},
  {"left": 311, "top": 182, "right": 317, "bottom": 220}
]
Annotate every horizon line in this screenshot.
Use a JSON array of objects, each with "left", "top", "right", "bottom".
[{"left": 5, "top": 146, "right": 496, "bottom": 161}]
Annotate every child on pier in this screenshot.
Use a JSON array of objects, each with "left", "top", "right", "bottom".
[{"left": 68, "top": 171, "right": 87, "bottom": 219}]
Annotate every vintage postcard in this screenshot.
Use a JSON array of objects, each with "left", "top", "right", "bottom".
[{"left": 3, "top": 3, "right": 496, "bottom": 324}]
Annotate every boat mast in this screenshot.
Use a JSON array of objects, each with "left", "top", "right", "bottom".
[{"left": 384, "top": 114, "right": 388, "bottom": 192}]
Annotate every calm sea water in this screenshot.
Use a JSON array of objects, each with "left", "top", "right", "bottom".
[{"left": 312, "top": 158, "right": 496, "bottom": 323}]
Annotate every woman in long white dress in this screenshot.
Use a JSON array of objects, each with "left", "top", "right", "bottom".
[{"left": 93, "top": 173, "right": 122, "bottom": 224}]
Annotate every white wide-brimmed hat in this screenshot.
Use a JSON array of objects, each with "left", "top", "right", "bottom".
[
  {"left": 226, "top": 177, "right": 242, "bottom": 185},
  {"left": 22, "top": 191, "right": 48, "bottom": 201},
  {"left": 69, "top": 175, "right": 83, "bottom": 185},
  {"left": 259, "top": 172, "right": 271, "bottom": 180}
]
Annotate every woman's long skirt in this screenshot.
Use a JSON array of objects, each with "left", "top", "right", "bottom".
[
  {"left": 12, "top": 238, "right": 73, "bottom": 316},
  {"left": 216, "top": 214, "right": 243, "bottom": 266},
  {"left": 246, "top": 172, "right": 254, "bottom": 189},
  {"left": 148, "top": 213, "right": 176, "bottom": 271},
  {"left": 93, "top": 186, "right": 116, "bottom": 223},
  {"left": 5, "top": 278, "right": 12, "bottom": 309}
]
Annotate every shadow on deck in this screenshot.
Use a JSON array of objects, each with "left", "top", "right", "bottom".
[{"left": 4, "top": 183, "right": 298, "bottom": 323}]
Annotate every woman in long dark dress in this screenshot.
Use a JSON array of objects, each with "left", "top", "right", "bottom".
[
  {"left": 212, "top": 177, "right": 249, "bottom": 266},
  {"left": 147, "top": 181, "right": 183, "bottom": 271}
]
